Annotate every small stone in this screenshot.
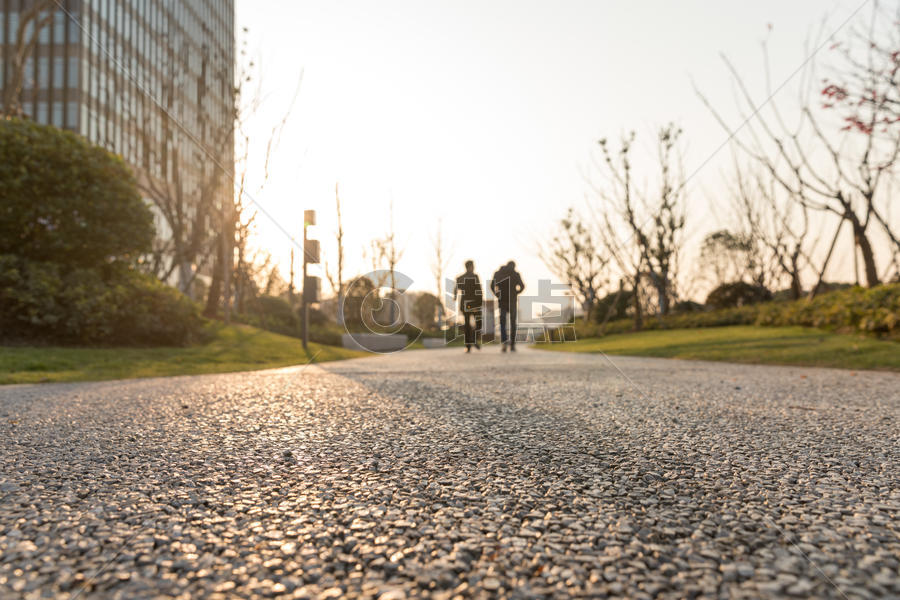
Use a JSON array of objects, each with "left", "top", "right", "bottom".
[
  {"left": 482, "top": 577, "right": 501, "bottom": 591},
  {"left": 786, "top": 579, "right": 815, "bottom": 596}
]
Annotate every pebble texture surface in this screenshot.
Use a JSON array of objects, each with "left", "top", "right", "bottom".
[{"left": 0, "top": 347, "right": 898, "bottom": 599}]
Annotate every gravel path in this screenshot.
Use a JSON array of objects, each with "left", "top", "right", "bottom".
[{"left": 1, "top": 347, "right": 898, "bottom": 599}]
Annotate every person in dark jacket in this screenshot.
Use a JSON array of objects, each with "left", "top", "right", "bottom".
[
  {"left": 492, "top": 261, "right": 525, "bottom": 352},
  {"left": 454, "top": 260, "right": 483, "bottom": 352}
]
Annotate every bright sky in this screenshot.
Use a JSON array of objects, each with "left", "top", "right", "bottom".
[{"left": 234, "top": 0, "right": 866, "bottom": 300}]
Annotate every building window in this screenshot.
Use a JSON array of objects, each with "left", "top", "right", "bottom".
[
  {"left": 37, "top": 101, "right": 49, "bottom": 124},
  {"left": 68, "top": 57, "right": 79, "bottom": 88},
  {"left": 69, "top": 14, "right": 81, "bottom": 43},
  {"left": 52, "top": 102, "right": 64, "bottom": 127},
  {"left": 54, "top": 11, "right": 65, "bottom": 44},
  {"left": 67, "top": 102, "right": 79, "bottom": 129},
  {"left": 23, "top": 58, "right": 34, "bottom": 90},
  {"left": 53, "top": 57, "right": 64, "bottom": 88},
  {"left": 38, "top": 14, "right": 50, "bottom": 43},
  {"left": 39, "top": 57, "right": 50, "bottom": 88}
]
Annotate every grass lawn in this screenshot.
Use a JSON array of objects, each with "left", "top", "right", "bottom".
[
  {"left": 0, "top": 323, "right": 367, "bottom": 385},
  {"left": 539, "top": 325, "right": 900, "bottom": 371}
]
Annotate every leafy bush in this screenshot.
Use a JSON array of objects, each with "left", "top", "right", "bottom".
[
  {"left": 673, "top": 300, "right": 706, "bottom": 314},
  {"left": 307, "top": 307, "right": 330, "bottom": 326},
  {"left": 757, "top": 284, "right": 900, "bottom": 337},
  {"left": 592, "top": 289, "right": 634, "bottom": 322},
  {"left": 0, "top": 256, "right": 203, "bottom": 345},
  {"left": 706, "top": 281, "right": 772, "bottom": 309},
  {"left": 575, "top": 304, "right": 758, "bottom": 338},
  {"left": 235, "top": 299, "right": 351, "bottom": 345},
  {"left": 0, "top": 117, "right": 153, "bottom": 267},
  {"left": 0, "top": 119, "right": 206, "bottom": 346},
  {"left": 259, "top": 295, "right": 298, "bottom": 328},
  {"left": 251, "top": 296, "right": 298, "bottom": 325},
  {"left": 236, "top": 296, "right": 297, "bottom": 338},
  {"left": 413, "top": 292, "right": 440, "bottom": 329},
  {"left": 309, "top": 325, "right": 343, "bottom": 347},
  {"left": 573, "top": 283, "right": 900, "bottom": 341}
]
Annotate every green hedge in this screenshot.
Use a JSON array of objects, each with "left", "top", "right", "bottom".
[
  {"left": 756, "top": 284, "right": 900, "bottom": 336},
  {"left": 0, "top": 118, "right": 206, "bottom": 347},
  {"left": 0, "top": 117, "right": 152, "bottom": 266},
  {"left": 0, "top": 256, "right": 204, "bottom": 346},
  {"left": 575, "top": 284, "right": 900, "bottom": 340}
]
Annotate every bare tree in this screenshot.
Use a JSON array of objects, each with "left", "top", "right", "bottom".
[
  {"left": 137, "top": 28, "right": 232, "bottom": 296},
  {"left": 822, "top": 2, "right": 900, "bottom": 137},
  {"left": 231, "top": 173, "right": 257, "bottom": 314},
  {"left": 540, "top": 208, "right": 608, "bottom": 321},
  {"left": 360, "top": 201, "right": 406, "bottom": 327},
  {"left": 324, "top": 183, "right": 346, "bottom": 324},
  {"left": 728, "top": 163, "right": 820, "bottom": 299},
  {"left": 700, "top": 230, "right": 757, "bottom": 290},
  {"left": 698, "top": 11, "right": 900, "bottom": 288},
  {"left": 233, "top": 246, "right": 273, "bottom": 315},
  {"left": 360, "top": 238, "right": 390, "bottom": 327},
  {"left": 820, "top": 3, "right": 900, "bottom": 280},
  {"left": 592, "top": 124, "right": 687, "bottom": 318},
  {"left": 429, "top": 219, "right": 453, "bottom": 330},
  {"left": 1, "top": 0, "right": 54, "bottom": 116},
  {"left": 380, "top": 200, "right": 405, "bottom": 324},
  {"left": 201, "top": 37, "right": 302, "bottom": 318}
]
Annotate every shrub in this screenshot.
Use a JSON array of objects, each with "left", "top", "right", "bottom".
[
  {"left": 757, "top": 284, "right": 900, "bottom": 338},
  {"left": 673, "top": 300, "right": 706, "bottom": 314},
  {"left": 592, "top": 289, "right": 634, "bottom": 322},
  {"left": 706, "top": 281, "right": 772, "bottom": 309},
  {"left": 307, "top": 306, "right": 330, "bottom": 326},
  {"left": 258, "top": 296, "right": 298, "bottom": 328},
  {"left": 235, "top": 296, "right": 297, "bottom": 338},
  {"left": 0, "top": 119, "right": 206, "bottom": 346},
  {"left": 0, "top": 256, "right": 203, "bottom": 345},
  {"left": 309, "top": 325, "right": 343, "bottom": 347},
  {"left": 413, "top": 292, "right": 440, "bottom": 329},
  {"left": 575, "top": 283, "right": 900, "bottom": 341},
  {"left": 236, "top": 300, "right": 348, "bottom": 344},
  {"left": 0, "top": 117, "right": 153, "bottom": 267}
]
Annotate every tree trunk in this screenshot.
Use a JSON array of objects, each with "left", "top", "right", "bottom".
[
  {"left": 851, "top": 218, "right": 880, "bottom": 288},
  {"left": 337, "top": 292, "right": 345, "bottom": 326},
  {"left": 582, "top": 298, "right": 594, "bottom": 324},
  {"left": 789, "top": 247, "right": 802, "bottom": 300},
  {"left": 223, "top": 225, "right": 233, "bottom": 324},
  {"left": 179, "top": 260, "right": 193, "bottom": 297},
  {"left": 655, "top": 272, "right": 670, "bottom": 316},
  {"left": 236, "top": 246, "right": 244, "bottom": 314},
  {"left": 204, "top": 240, "right": 222, "bottom": 318},
  {"left": 809, "top": 217, "right": 844, "bottom": 300},
  {"left": 632, "top": 274, "right": 643, "bottom": 332}
]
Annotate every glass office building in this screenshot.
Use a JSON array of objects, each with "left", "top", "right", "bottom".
[{"left": 1, "top": 0, "right": 235, "bottom": 280}]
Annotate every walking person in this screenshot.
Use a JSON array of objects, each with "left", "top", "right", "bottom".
[
  {"left": 454, "top": 260, "right": 483, "bottom": 353},
  {"left": 492, "top": 261, "right": 525, "bottom": 352}
]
